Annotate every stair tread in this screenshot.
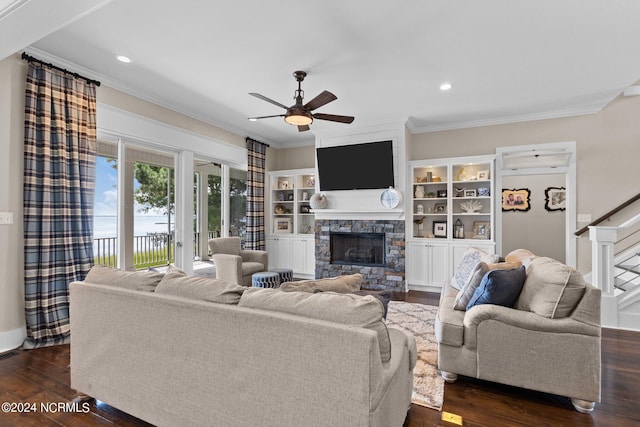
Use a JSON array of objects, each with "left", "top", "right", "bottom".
[
  {"left": 614, "top": 277, "right": 637, "bottom": 291},
  {"left": 615, "top": 264, "right": 640, "bottom": 274}
]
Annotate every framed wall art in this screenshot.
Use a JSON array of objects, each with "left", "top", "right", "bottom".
[
  {"left": 545, "top": 186, "right": 566, "bottom": 211},
  {"left": 502, "top": 188, "right": 531, "bottom": 212}
]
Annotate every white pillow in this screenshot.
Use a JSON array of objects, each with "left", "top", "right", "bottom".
[{"left": 451, "top": 247, "right": 498, "bottom": 290}]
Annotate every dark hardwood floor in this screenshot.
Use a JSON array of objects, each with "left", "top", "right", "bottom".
[{"left": 0, "top": 291, "right": 637, "bottom": 426}]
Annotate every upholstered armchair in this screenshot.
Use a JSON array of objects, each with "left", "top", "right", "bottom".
[
  {"left": 208, "top": 237, "right": 268, "bottom": 286},
  {"left": 435, "top": 249, "right": 602, "bottom": 414}
]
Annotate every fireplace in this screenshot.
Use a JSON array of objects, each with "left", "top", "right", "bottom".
[
  {"left": 315, "top": 219, "right": 405, "bottom": 291},
  {"left": 330, "top": 232, "right": 385, "bottom": 267}
]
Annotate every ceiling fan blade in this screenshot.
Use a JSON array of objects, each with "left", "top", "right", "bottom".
[
  {"left": 249, "top": 93, "right": 289, "bottom": 109},
  {"left": 298, "top": 125, "right": 310, "bottom": 132},
  {"left": 304, "top": 90, "right": 337, "bottom": 111},
  {"left": 313, "top": 113, "right": 355, "bottom": 124},
  {"left": 248, "top": 114, "right": 285, "bottom": 120}
]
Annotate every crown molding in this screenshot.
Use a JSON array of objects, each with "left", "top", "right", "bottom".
[{"left": 406, "top": 104, "right": 604, "bottom": 134}]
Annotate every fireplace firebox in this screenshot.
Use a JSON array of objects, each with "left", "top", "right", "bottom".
[{"left": 330, "top": 232, "right": 385, "bottom": 267}]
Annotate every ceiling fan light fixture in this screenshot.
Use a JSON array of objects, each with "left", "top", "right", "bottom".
[{"left": 284, "top": 112, "right": 313, "bottom": 126}]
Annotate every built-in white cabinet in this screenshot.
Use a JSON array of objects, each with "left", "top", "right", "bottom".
[
  {"left": 267, "top": 167, "right": 317, "bottom": 279},
  {"left": 406, "top": 155, "right": 496, "bottom": 290},
  {"left": 266, "top": 235, "right": 315, "bottom": 279},
  {"left": 406, "top": 241, "right": 450, "bottom": 289}
]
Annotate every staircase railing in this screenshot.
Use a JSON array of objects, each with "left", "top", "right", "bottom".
[
  {"left": 589, "top": 218, "right": 640, "bottom": 325},
  {"left": 576, "top": 193, "right": 640, "bottom": 236}
]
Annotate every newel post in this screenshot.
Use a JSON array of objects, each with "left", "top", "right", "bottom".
[{"left": 588, "top": 226, "right": 617, "bottom": 295}]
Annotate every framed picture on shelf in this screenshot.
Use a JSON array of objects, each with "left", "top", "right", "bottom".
[
  {"left": 437, "top": 190, "right": 447, "bottom": 198},
  {"left": 473, "top": 221, "right": 490, "bottom": 239},
  {"left": 300, "top": 205, "right": 311, "bottom": 213},
  {"left": 464, "top": 189, "right": 477, "bottom": 197},
  {"left": 434, "top": 203, "right": 447, "bottom": 213},
  {"left": 273, "top": 217, "right": 292, "bottom": 233},
  {"left": 477, "top": 187, "right": 490, "bottom": 197},
  {"left": 433, "top": 221, "right": 447, "bottom": 238},
  {"left": 477, "top": 170, "right": 490, "bottom": 180},
  {"left": 502, "top": 188, "right": 531, "bottom": 212},
  {"left": 544, "top": 187, "right": 566, "bottom": 211}
]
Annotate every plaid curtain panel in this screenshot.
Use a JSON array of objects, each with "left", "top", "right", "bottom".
[
  {"left": 245, "top": 138, "right": 267, "bottom": 250},
  {"left": 23, "top": 63, "right": 97, "bottom": 348}
]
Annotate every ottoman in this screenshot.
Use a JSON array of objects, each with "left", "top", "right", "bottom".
[
  {"left": 251, "top": 271, "right": 280, "bottom": 288},
  {"left": 271, "top": 268, "right": 293, "bottom": 285}
]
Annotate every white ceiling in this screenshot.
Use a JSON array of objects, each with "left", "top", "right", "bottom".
[{"left": 4, "top": 0, "right": 640, "bottom": 148}]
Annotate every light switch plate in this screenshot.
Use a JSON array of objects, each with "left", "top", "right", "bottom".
[
  {"left": 577, "top": 214, "right": 592, "bottom": 223},
  {"left": 0, "top": 212, "right": 13, "bottom": 224}
]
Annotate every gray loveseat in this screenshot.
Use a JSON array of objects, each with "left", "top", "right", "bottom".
[
  {"left": 435, "top": 248, "right": 601, "bottom": 413},
  {"left": 69, "top": 266, "right": 417, "bottom": 427}
]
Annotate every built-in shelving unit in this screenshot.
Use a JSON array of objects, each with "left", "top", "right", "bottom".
[
  {"left": 267, "top": 168, "right": 316, "bottom": 278},
  {"left": 406, "top": 155, "right": 496, "bottom": 291}
]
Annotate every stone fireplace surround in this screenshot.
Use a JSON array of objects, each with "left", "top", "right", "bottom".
[{"left": 315, "top": 219, "right": 405, "bottom": 291}]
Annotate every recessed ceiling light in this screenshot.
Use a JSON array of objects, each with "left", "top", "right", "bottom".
[
  {"left": 116, "top": 55, "right": 131, "bottom": 63},
  {"left": 440, "top": 82, "right": 453, "bottom": 91}
]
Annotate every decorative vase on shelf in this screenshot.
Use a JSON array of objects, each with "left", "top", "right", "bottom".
[
  {"left": 309, "top": 193, "right": 328, "bottom": 209},
  {"left": 414, "top": 185, "right": 425, "bottom": 199},
  {"left": 456, "top": 167, "right": 467, "bottom": 181}
]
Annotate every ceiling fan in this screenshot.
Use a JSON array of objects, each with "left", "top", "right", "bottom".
[{"left": 248, "top": 70, "right": 355, "bottom": 132}]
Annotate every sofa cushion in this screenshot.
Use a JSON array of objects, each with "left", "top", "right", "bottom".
[
  {"left": 84, "top": 265, "right": 164, "bottom": 291},
  {"left": 279, "top": 273, "right": 363, "bottom": 293},
  {"left": 353, "top": 290, "right": 392, "bottom": 319},
  {"left": 239, "top": 287, "right": 391, "bottom": 363},
  {"left": 242, "top": 262, "right": 266, "bottom": 277},
  {"left": 155, "top": 272, "right": 246, "bottom": 304},
  {"left": 466, "top": 266, "right": 526, "bottom": 310},
  {"left": 516, "top": 257, "right": 586, "bottom": 318},
  {"left": 505, "top": 248, "right": 537, "bottom": 268},
  {"left": 451, "top": 247, "right": 498, "bottom": 290}
]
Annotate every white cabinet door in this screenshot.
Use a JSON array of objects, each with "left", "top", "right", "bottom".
[
  {"left": 291, "top": 237, "right": 315, "bottom": 276},
  {"left": 266, "top": 236, "right": 292, "bottom": 269},
  {"left": 429, "top": 242, "right": 450, "bottom": 288},
  {"left": 406, "top": 241, "right": 428, "bottom": 286}
]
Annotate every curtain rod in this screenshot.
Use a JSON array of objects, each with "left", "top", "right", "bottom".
[{"left": 21, "top": 52, "right": 101, "bottom": 87}]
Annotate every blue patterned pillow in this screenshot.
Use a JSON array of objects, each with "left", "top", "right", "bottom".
[{"left": 466, "top": 266, "right": 526, "bottom": 310}]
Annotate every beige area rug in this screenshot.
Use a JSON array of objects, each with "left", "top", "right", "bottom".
[{"left": 386, "top": 301, "right": 444, "bottom": 411}]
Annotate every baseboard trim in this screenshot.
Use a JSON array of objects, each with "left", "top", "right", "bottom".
[{"left": 0, "top": 325, "right": 26, "bottom": 353}]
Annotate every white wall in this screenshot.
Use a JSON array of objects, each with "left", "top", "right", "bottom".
[{"left": 0, "top": 55, "right": 26, "bottom": 351}]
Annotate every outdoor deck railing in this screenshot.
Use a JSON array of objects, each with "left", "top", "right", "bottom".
[{"left": 93, "top": 231, "right": 220, "bottom": 269}]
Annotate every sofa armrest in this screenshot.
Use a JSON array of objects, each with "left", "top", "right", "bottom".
[
  {"left": 212, "top": 253, "right": 243, "bottom": 285},
  {"left": 463, "top": 304, "right": 601, "bottom": 349},
  {"left": 240, "top": 249, "right": 268, "bottom": 268}
]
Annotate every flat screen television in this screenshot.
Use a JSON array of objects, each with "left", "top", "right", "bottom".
[{"left": 316, "top": 140, "right": 394, "bottom": 191}]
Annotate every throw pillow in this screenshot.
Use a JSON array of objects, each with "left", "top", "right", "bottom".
[
  {"left": 453, "top": 262, "right": 490, "bottom": 310},
  {"left": 454, "top": 261, "right": 523, "bottom": 310},
  {"left": 239, "top": 288, "right": 391, "bottom": 363},
  {"left": 155, "top": 272, "right": 246, "bottom": 304},
  {"left": 516, "top": 257, "right": 586, "bottom": 318},
  {"left": 466, "top": 266, "right": 527, "bottom": 310},
  {"left": 451, "top": 247, "right": 499, "bottom": 290},
  {"left": 279, "top": 273, "right": 363, "bottom": 293},
  {"left": 84, "top": 265, "right": 164, "bottom": 291},
  {"left": 505, "top": 249, "right": 537, "bottom": 268}
]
